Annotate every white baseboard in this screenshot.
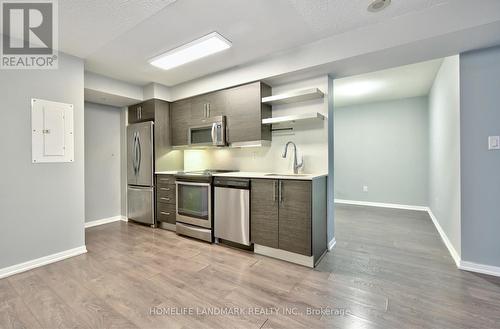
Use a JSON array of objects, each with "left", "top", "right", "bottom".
[
  {"left": 459, "top": 261, "right": 500, "bottom": 277},
  {"left": 334, "top": 199, "right": 428, "bottom": 212},
  {"left": 254, "top": 244, "right": 314, "bottom": 268},
  {"left": 427, "top": 209, "right": 461, "bottom": 267},
  {"left": 85, "top": 216, "right": 127, "bottom": 228},
  {"left": 328, "top": 237, "right": 336, "bottom": 251},
  {"left": 0, "top": 246, "right": 87, "bottom": 279}
]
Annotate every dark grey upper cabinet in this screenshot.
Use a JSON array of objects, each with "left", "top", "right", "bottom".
[
  {"left": 225, "top": 82, "right": 272, "bottom": 144},
  {"left": 153, "top": 100, "right": 171, "bottom": 166},
  {"left": 190, "top": 95, "right": 209, "bottom": 123},
  {"left": 128, "top": 99, "right": 155, "bottom": 124},
  {"left": 169, "top": 81, "right": 271, "bottom": 146},
  {"left": 250, "top": 179, "right": 279, "bottom": 248},
  {"left": 170, "top": 99, "right": 191, "bottom": 146},
  {"left": 278, "top": 180, "right": 312, "bottom": 256},
  {"left": 190, "top": 90, "right": 227, "bottom": 124},
  {"left": 206, "top": 91, "right": 227, "bottom": 118}
]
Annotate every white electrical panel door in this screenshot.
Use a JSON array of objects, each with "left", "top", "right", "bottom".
[{"left": 32, "top": 99, "right": 74, "bottom": 163}]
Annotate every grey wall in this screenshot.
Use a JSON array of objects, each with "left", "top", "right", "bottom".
[
  {"left": 328, "top": 76, "right": 335, "bottom": 244},
  {"left": 334, "top": 96, "right": 429, "bottom": 206},
  {"left": 120, "top": 108, "right": 127, "bottom": 217},
  {"left": 460, "top": 46, "right": 500, "bottom": 267},
  {"left": 428, "top": 56, "right": 461, "bottom": 257},
  {"left": 84, "top": 102, "right": 123, "bottom": 222},
  {"left": 0, "top": 54, "right": 85, "bottom": 269}
]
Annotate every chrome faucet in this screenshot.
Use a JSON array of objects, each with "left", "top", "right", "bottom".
[{"left": 282, "top": 141, "right": 304, "bottom": 174}]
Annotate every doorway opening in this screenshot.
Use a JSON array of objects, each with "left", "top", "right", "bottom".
[{"left": 322, "top": 56, "right": 461, "bottom": 272}]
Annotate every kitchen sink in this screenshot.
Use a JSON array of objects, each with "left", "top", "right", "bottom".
[{"left": 265, "top": 173, "right": 310, "bottom": 177}]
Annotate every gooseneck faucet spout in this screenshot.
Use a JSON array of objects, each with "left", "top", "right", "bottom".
[{"left": 282, "top": 141, "right": 304, "bottom": 174}]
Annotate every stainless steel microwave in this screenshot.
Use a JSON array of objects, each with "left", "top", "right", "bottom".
[{"left": 188, "top": 116, "right": 226, "bottom": 147}]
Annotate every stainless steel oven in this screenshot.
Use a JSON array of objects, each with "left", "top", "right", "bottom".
[
  {"left": 175, "top": 181, "right": 212, "bottom": 229},
  {"left": 188, "top": 116, "right": 226, "bottom": 147}
]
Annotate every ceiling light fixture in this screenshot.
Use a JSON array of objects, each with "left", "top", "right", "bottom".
[
  {"left": 367, "top": 0, "right": 391, "bottom": 12},
  {"left": 149, "top": 32, "right": 232, "bottom": 70}
]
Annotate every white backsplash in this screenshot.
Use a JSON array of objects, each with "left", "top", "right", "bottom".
[{"left": 184, "top": 76, "right": 329, "bottom": 174}]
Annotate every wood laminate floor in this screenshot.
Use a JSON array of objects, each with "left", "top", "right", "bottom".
[{"left": 2, "top": 204, "right": 500, "bottom": 329}]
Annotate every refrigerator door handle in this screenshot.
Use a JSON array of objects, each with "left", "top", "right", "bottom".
[
  {"left": 136, "top": 133, "right": 142, "bottom": 173},
  {"left": 133, "top": 133, "right": 138, "bottom": 175},
  {"left": 132, "top": 133, "right": 136, "bottom": 175}
]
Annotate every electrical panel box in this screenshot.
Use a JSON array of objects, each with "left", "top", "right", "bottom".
[{"left": 31, "top": 98, "right": 74, "bottom": 163}]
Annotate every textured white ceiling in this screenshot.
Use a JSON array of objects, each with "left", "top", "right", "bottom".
[
  {"left": 59, "top": 0, "right": 178, "bottom": 57},
  {"left": 334, "top": 58, "right": 444, "bottom": 107},
  {"left": 287, "top": 0, "right": 448, "bottom": 37},
  {"left": 58, "top": 0, "right": 450, "bottom": 86}
]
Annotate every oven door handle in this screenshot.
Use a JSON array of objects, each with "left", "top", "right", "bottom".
[{"left": 175, "top": 181, "right": 211, "bottom": 187}]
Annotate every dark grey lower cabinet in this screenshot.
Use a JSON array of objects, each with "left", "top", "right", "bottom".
[
  {"left": 279, "top": 180, "right": 312, "bottom": 256},
  {"left": 251, "top": 179, "right": 279, "bottom": 248},
  {"left": 250, "top": 177, "right": 327, "bottom": 264},
  {"left": 156, "top": 174, "right": 177, "bottom": 228}
]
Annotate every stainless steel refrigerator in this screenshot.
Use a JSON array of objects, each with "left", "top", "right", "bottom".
[{"left": 127, "top": 122, "right": 155, "bottom": 226}]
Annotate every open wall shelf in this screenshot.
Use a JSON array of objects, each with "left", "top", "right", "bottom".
[
  {"left": 261, "top": 88, "right": 324, "bottom": 105},
  {"left": 262, "top": 112, "right": 326, "bottom": 125}
]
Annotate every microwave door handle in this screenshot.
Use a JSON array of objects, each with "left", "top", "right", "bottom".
[{"left": 211, "top": 123, "right": 217, "bottom": 145}]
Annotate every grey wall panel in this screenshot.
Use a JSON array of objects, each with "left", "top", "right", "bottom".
[
  {"left": 460, "top": 46, "right": 500, "bottom": 267},
  {"left": 121, "top": 108, "right": 127, "bottom": 217},
  {"left": 84, "top": 102, "right": 123, "bottom": 222},
  {"left": 327, "top": 76, "right": 335, "bottom": 244},
  {"left": 334, "top": 96, "right": 429, "bottom": 206},
  {"left": 0, "top": 53, "right": 85, "bottom": 269},
  {"left": 428, "top": 56, "right": 461, "bottom": 257}
]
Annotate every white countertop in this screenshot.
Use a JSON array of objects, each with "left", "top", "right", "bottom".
[
  {"left": 155, "top": 171, "right": 180, "bottom": 175},
  {"left": 212, "top": 171, "right": 327, "bottom": 180}
]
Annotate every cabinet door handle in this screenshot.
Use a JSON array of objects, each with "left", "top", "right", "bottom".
[
  {"left": 160, "top": 197, "right": 170, "bottom": 201},
  {"left": 207, "top": 103, "right": 210, "bottom": 117},
  {"left": 160, "top": 187, "right": 170, "bottom": 191},
  {"left": 160, "top": 212, "right": 171, "bottom": 216},
  {"left": 273, "top": 181, "right": 278, "bottom": 202},
  {"left": 279, "top": 181, "right": 283, "bottom": 204}
]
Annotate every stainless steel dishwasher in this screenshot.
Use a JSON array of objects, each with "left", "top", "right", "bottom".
[{"left": 214, "top": 177, "right": 251, "bottom": 246}]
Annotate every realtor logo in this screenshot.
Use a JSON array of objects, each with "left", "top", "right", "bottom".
[{"left": 1, "top": 0, "right": 58, "bottom": 69}]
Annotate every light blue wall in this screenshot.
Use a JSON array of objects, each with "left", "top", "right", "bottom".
[
  {"left": 428, "top": 56, "right": 461, "bottom": 258},
  {"left": 0, "top": 54, "right": 85, "bottom": 269},
  {"left": 460, "top": 46, "right": 500, "bottom": 267},
  {"left": 334, "top": 96, "right": 429, "bottom": 206}
]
